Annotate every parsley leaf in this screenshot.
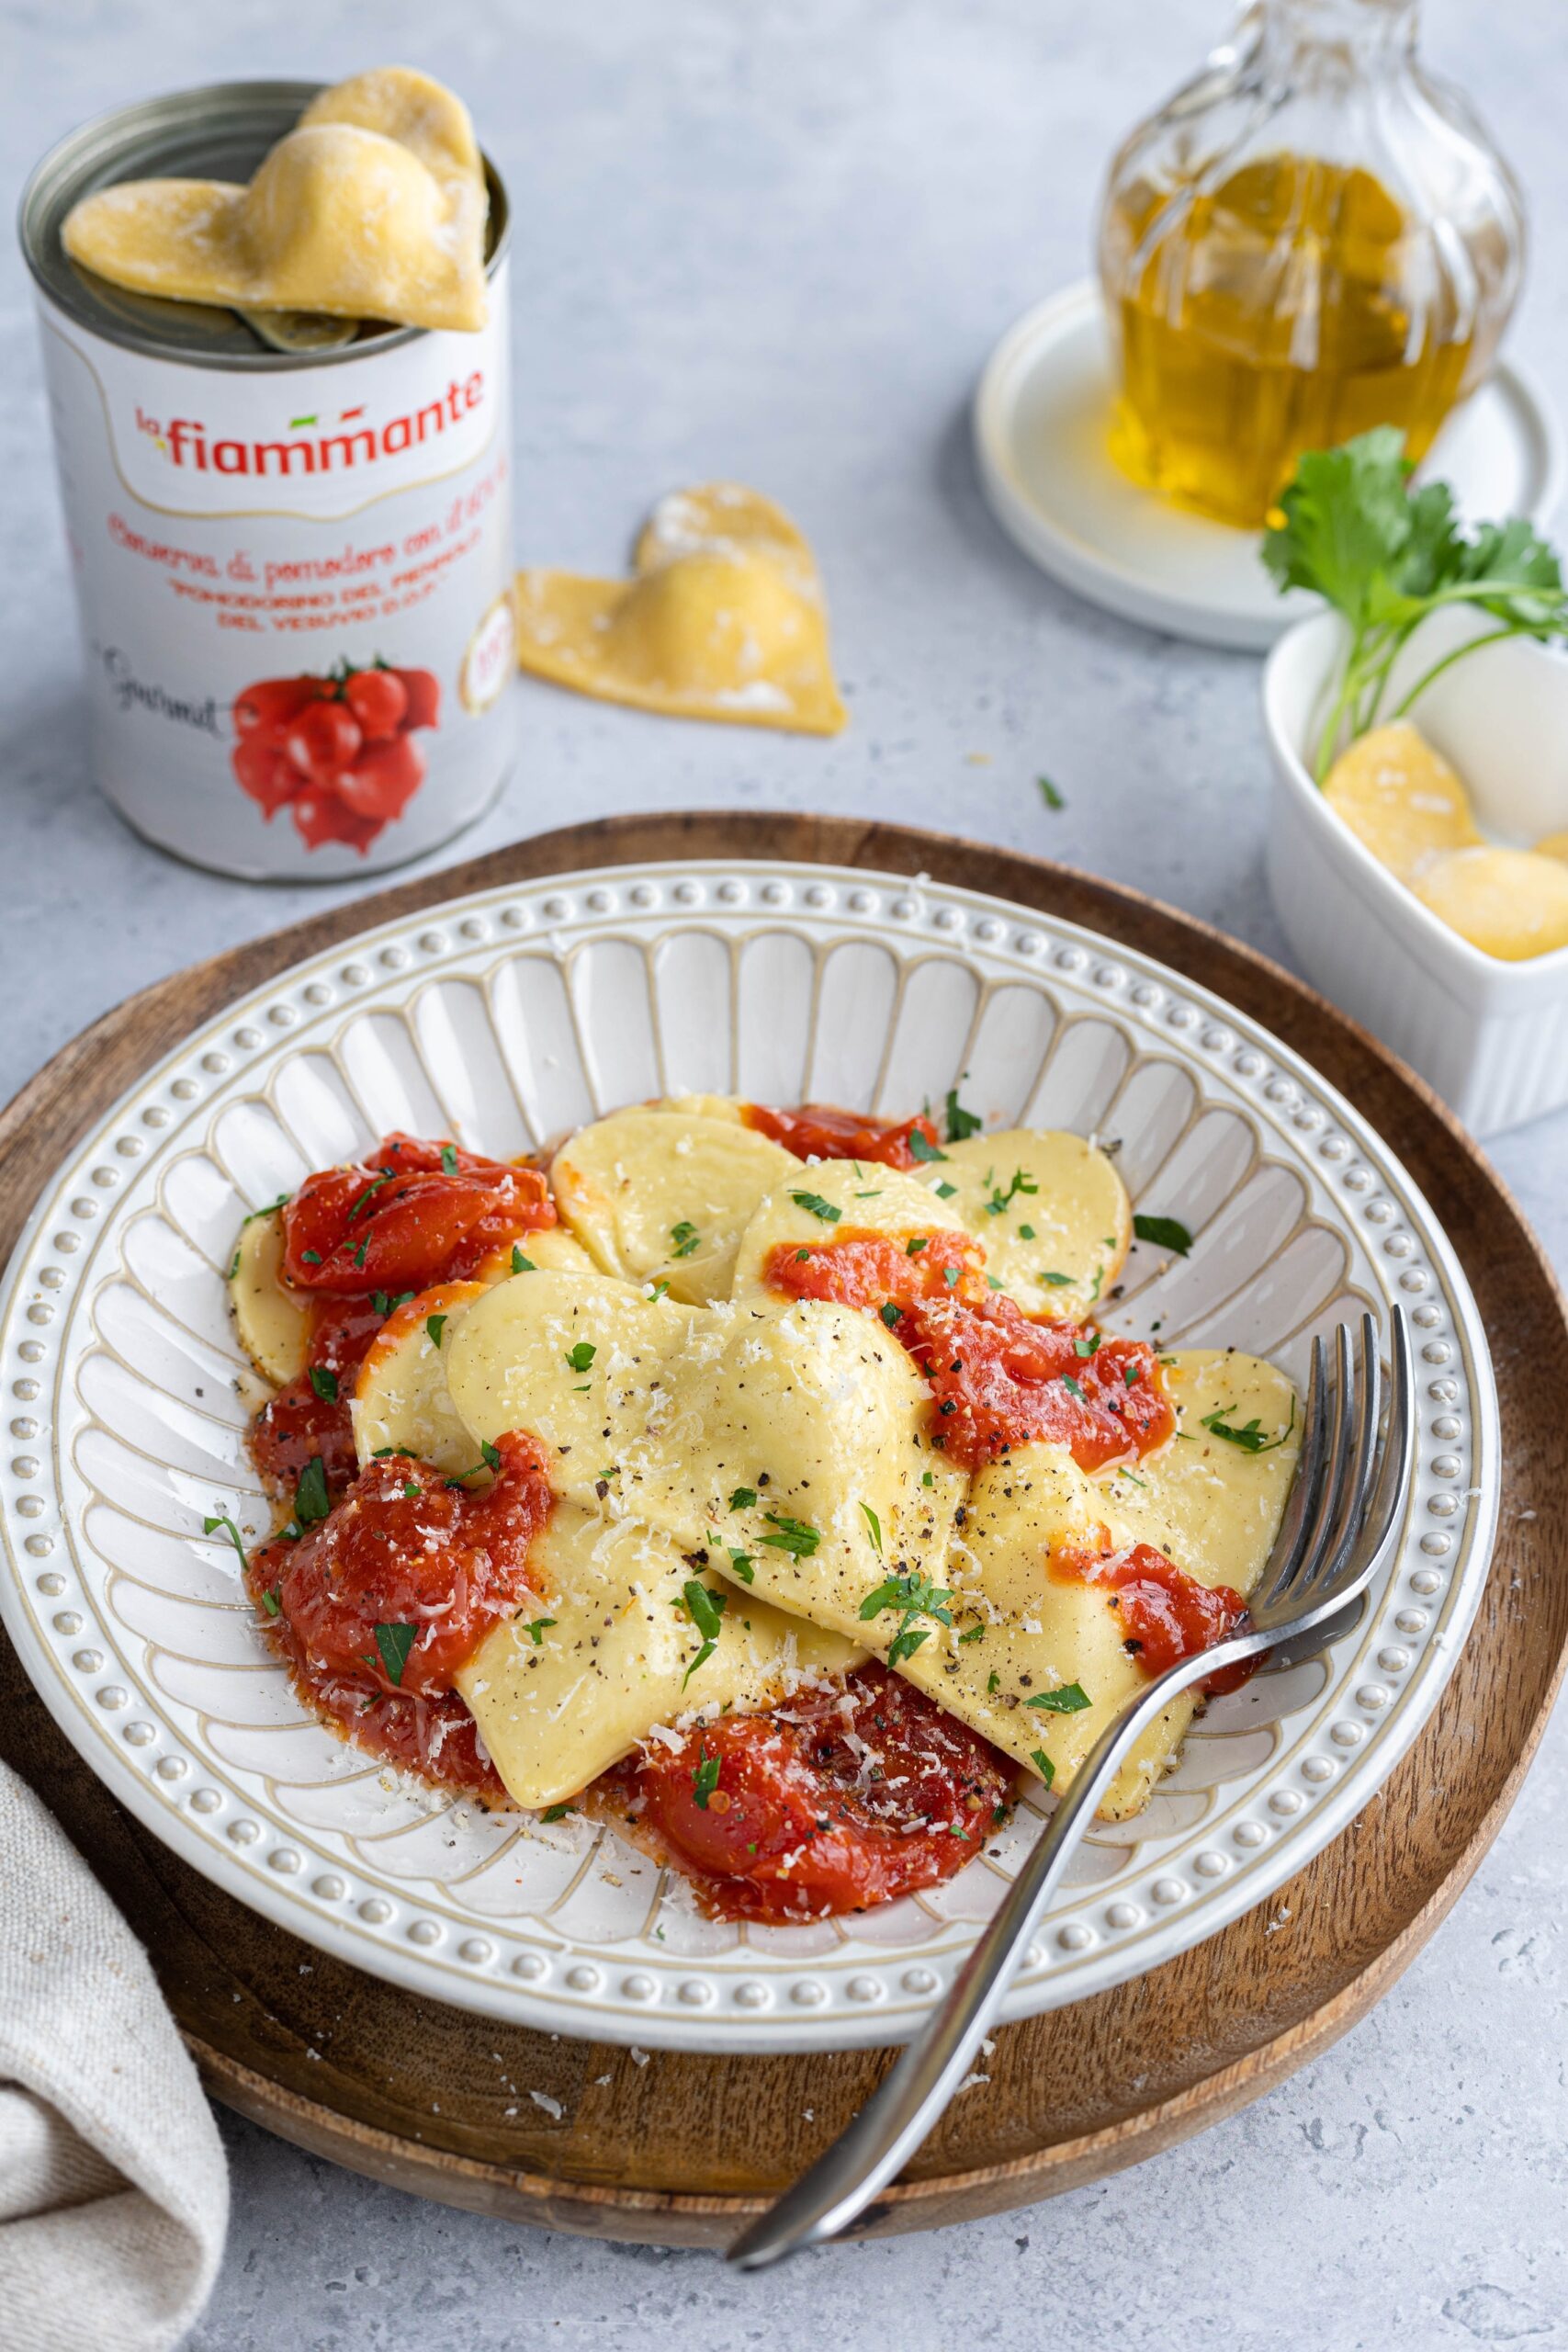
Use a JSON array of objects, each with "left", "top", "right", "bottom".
[
  {"left": 259, "top": 1584, "right": 282, "bottom": 1617},
  {"left": 565, "top": 1340, "right": 596, "bottom": 1374},
  {"left": 1025, "top": 1681, "right": 1091, "bottom": 1713},
  {"left": 880, "top": 1301, "right": 902, "bottom": 1328},
  {"left": 1201, "top": 1396, "right": 1297, "bottom": 1453},
  {"left": 1038, "top": 1270, "right": 1073, "bottom": 1288},
  {"left": 524, "top": 1617, "right": 558, "bottom": 1645},
  {"left": 859, "top": 1501, "right": 883, "bottom": 1555},
  {"left": 670, "top": 1220, "right": 702, "bottom": 1259},
  {"left": 1262, "top": 427, "right": 1568, "bottom": 778},
  {"left": 759, "top": 1511, "right": 819, "bottom": 1558},
  {"left": 541, "top": 1803, "right": 573, "bottom": 1823},
  {"left": 1134, "top": 1213, "right": 1193, "bottom": 1257},
  {"left": 294, "top": 1457, "right": 331, "bottom": 1527},
  {"left": 681, "top": 1579, "right": 728, "bottom": 1686},
  {"left": 425, "top": 1314, "right": 447, "bottom": 1349},
  {"left": 944, "top": 1086, "right": 983, "bottom": 1142},
  {"left": 790, "top": 1190, "right": 841, "bottom": 1224},
  {"left": 908, "top": 1128, "right": 947, "bottom": 1165},
  {"left": 692, "top": 1750, "right": 721, "bottom": 1809},
  {"left": 1061, "top": 1374, "right": 1086, "bottom": 1402},
  {"left": 728, "top": 1547, "right": 755, "bottom": 1584},
  {"left": 859, "top": 1568, "right": 954, "bottom": 1666},
  {"left": 1036, "top": 774, "right": 1066, "bottom": 812},
  {"left": 440, "top": 1143, "right": 458, "bottom": 1175},
  {"left": 511, "top": 1246, "right": 535, "bottom": 1274},
  {"left": 728, "top": 1487, "right": 757, "bottom": 1510},
  {"left": 308, "top": 1364, "right": 338, "bottom": 1402},
  {"left": 1032, "top": 1747, "right": 1056, "bottom": 1787},
  {"left": 373, "top": 1622, "right": 416, "bottom": 1685},
  {"left": 203, "top": 1512, "right": 249, "bottom": 1572}
]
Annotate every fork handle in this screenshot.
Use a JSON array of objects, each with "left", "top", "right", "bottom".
[{"left": 728, "top": 1645, "right": 1230, "bottom": 2269}]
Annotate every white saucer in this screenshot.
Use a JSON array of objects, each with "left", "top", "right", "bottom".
[{"left": 973, "top": 279, "right": 1566, "bottom": 651}]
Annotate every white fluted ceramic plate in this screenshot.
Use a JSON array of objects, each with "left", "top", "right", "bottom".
[{"left": 0, "top": 859, "right": 1498, "bottom": 2051}]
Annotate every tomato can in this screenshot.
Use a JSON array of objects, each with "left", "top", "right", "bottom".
[{"left": 20, "top": 82, "right": 517, "bottom": 880}]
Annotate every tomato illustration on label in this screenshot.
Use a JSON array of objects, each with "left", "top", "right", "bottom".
[{"left": 231, "top": 660, "right": 440, "bottom": 852}]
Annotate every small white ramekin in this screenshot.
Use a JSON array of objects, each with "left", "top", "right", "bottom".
[{"left": 1262, "top": 607, "right": 1568, "bottom": 1136}]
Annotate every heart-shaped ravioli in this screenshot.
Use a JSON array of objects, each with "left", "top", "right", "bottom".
[
  {"left": 550, "top": 1106, "right": 799, "bottom": 1305},
  {"left": 62, "top": 68, "right": 488, "bottom": 333},
  {"left": 513, "top": 485, "right": 847, "bottom": 734}
]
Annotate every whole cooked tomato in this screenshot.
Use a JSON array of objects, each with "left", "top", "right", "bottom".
[
  {"left": 284, "top": 698, "right": 363, "bottom": 783},
  {"left": 334, "top": 733, "right": 426, "bottom": 821},
  {"left": 344, "top": 666, "right": 410, "bottom": 741},
  {"left": 280, "top": 1133, "right": 555, "bottom": 1293}
]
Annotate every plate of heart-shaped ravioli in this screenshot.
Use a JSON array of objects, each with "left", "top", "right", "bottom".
[{"left": 0, "top": 860, "right": 1497, "bottom": 2049}]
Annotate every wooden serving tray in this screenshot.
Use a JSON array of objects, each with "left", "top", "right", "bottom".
[{"left": 3, "top": 812, "right": 1563, "bottom": 2247}]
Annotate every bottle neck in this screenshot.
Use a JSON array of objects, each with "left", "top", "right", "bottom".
[{"left": 1258, "top": 0, "right": 1418, "bottom": 80}]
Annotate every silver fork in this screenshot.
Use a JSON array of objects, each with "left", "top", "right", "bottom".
[{"left": 729, "top": 1306, "right": 1415, "bottom": 2269}]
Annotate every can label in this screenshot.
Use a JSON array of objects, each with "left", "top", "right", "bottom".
[{"left": 36, "top": 256, "right": 516, "bottom": 877}]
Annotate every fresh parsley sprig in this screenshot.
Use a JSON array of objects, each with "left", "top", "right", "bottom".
[
  {"left": 859, "top": 1568, "right": 954, "bottom": 1666},
  {"left": 1262, "top": 427, "right": 1568, "bottom": 781}
]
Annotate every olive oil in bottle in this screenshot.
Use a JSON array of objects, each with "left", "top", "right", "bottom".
[{"left": 1097, "top": 2, "right": 1524, "bottom": 531}]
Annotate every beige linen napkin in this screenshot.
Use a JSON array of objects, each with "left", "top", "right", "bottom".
[{"left": 0, "top": 1762, "right": 228, "bottom": 2351}]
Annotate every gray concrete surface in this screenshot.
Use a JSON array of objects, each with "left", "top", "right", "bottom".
[{"left": 3, "top": 1, "right": 1564, "bottom": 2345}]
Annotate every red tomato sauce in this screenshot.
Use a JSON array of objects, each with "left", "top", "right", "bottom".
[
  {"left": 281, "top": 1130, "right": 554, "bottom": 1295},
  {"left": 743, "top": 1102, "right": 943, "bottom": 1170},
  {"left": 764, "top": 1235, "right": 1170, "bottom": 1474},
  {"left": 250, "top": 1133, "right": 556, "bottom": 1501},
  {"left": 613, "top": 1662, "right": 1014, "bottom": 1922},
  {"left": 764, "top": 1227, "right": 985, "bottom": 1311},
  {"left": 248, "top": 1433, "right": 553, "bottom": 1803},
  {"left": 1052, "top": 1537, "right": 1252, "bottom": 1695}
]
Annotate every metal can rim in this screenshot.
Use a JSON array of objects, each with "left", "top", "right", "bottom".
[{"left": 17, "top": 77, "right": 512, "bottom": 372}]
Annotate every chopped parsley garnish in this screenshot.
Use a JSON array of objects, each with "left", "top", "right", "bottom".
[
  {"left": 1061, "top": 1374, "right": 1086, "bottom": 1402},
  {"left": 985, "top": 1168, "right": 1038, "bottom": 1217},
  {"left": 301, "top": 1250, "right": 322, "bottom": 1266},
  {"left": 728, "top": 1487, "right": 757, "bottom": 1510},
  {"left": 1038, "top": 1270, "right": 1072, "bottom": 1288},
  {"left": 944, "top": 1087, "right": 983, "bottom": 1142},
  {"left": 371, "top": 1289, "right": 415, "bottom": 1317},
  {"left": 987, "top": 1668, "right": 1001, "bottom": 1694},
  {"left": 1074, "top": 1332, "right": 1101, "bottom": 1359},
  {"left": 986, "top": 1274, "right": 1005, "bottom": 1291},
  {"left": 308, "top": 1364, "right": 338, "bottom": 1403},
  {"left": 1134, "top": 1213, "right": 1193, "bottom": 1257},
  {"left": 943, "top": 1264, "right": 961, "bottom": 1287},
  {"left": 1018, "top": 1223, "right": 1035, "bottom": 1240},
  {"left": 1036, "top": 775, "right": 1066, "bottom": 812},
  {"left": 906, "top": 1236, "right": 928, "bottom": 1256},
  {"left": 440, "top": 1144, "right": 458, "bottom": 1174},
  {"left": 858, "top": 1569, "right": 954, "bottom": 1666},
  {"left": 294, "top": 1456, "right": 331, "bottom": 1527},
  {"left": 932, "top": 1178, "right": 957, "bottom": 1197},
  {"left": 880, "top": 1302, "right": 902, "bottom": 1328},
  {"left": 259, "top": 1584, "right": 282, "bottom": 1618},
  {"left": 681, "top": 1580, "right": 728, "bottom": 1686},
  {"left": 957, "top": 1623, "right": 987, "bottom": 1645},
  {"left": 921, "top": 1470, "right": 934, "bottom": 1487},
  {"left": 401, "top": 1479, "right": 421, "bottom": 1500},
  {"left": 1032, "top": 1747, "right": 1056, "bottom": 1786},
  {"left": 692, "top": 1750, "right": 722, "bottom": 1809},
  {"left": 425, "top": 1314, "right": 447, "bottom": 1349},
  {"left": 444, "top": 1441, "right": 502, "bottom": 1487},
  {"left": 647, "top": 1279, "right": 670, "bottom": 1303},
  {"left": 728, "top": 1547, "right": 755, "bottom": 1584},
  {"left": 346, "top": 1170, "right": 396, "bottom": 1223},
  {"left": 373, "top": 1622, "right": 416, "bottom": 1686},
  {"left": 227, "top": 1193, "right": 290, "bottom": 1276},
  {"left": 908, "top": 1129, "right": 948, "bottom": 1165},
  {"left": 790, "top": 1190, "right": 841, "bottom": 1224},
  {"left": 524, "top": 1618, "right": 558, "bottom": 1645},
  {"left": 565, "top": 1340, "right": 596, "bottom": 1374},
  {"left": 352, "top": 1240, "right": 367, "bottom": 1269},
  {"left": 760, "top": 1511, "right": 820, "bottom": 1558},
  {"left": 511, "top": 1246, "right": 535, "bottom": 1274},
  {"left": 203, "top": 1512, "right": 248, "bottom": 1572},
  {"left": 670, "top": 1220, "right": 702, "bottom": 1259},
  {"left": 1025, "top": 1681, "right": 1091, "bottom": 1713},
  {"left": 1201, "top": 1396, "right": 1297, "bottom": 1453},
  {"left": 541, "top": 1803, "right": 573, "bottom": 1824},
  {"left": 859, "top": 1501, "right": 883, "bottom": 1555}
]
